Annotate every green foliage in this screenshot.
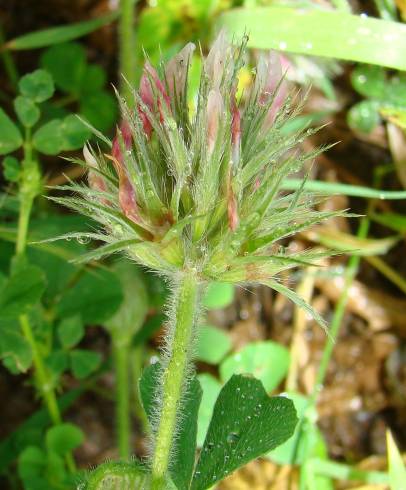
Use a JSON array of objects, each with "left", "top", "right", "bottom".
[
  {"left": 6, "top": 12, "right": 119, "bottom": 50},
  {"left": 220, "top": 341, "right": 290, "bottom": 393},
  {"left": 387, "top": 431, "right": 406, "bottom": 490},
  {"left": 0, "top": 262, "right": 46, "bottom": 319},
  {"left": 69, "top": 349, "right": 102, "bottom": 379},
  {"left": 0, "top": 108, "right": 23, "bottom": 155},
  {"left": 19, "top": 69, "right": 55, "bottom": 103},
  {"left": 18, "top": 424, "right": 84, "bottom": 490},
  {"left": 348, "top": 64, "right": 406, "bottom": 133},
  {"left": 57, "top": 315, "right": 84, "bottom": 349},
  {"left": 371, "top": 211, "right": 406, "bottom": 233},
  {"left": 14, "top": 96, "right": 41, "bottom": 128},
  {"left": 32, "top": 116, "right": 90, "bottom": 155},
  {"left": 40, "top": 42, "right": 117, "bottom": 132},
  {"left": 41, "top": 43, "right": 87, "bottom": 94},
  {"left": 219, "top": 6, "right": 406, "bottom": 70},
  {"left": 267, "top": 393, "right": 323, "bottom": 465},
  {"left": 2, "top": 155, "right": 20, "bottom": 182},
  {"left": 191, "top": 374, "right": 298, "bottom": 490},
  {"left": 46, "top": 423, "right": 84, "bottom": 456},
  {"left": 0, "top": 329, "right": 32, "bottom": 373},
  {"left": 196, "top": 373, "right": 222, "bottom": 447},
  {"left": 196, "top": 325, "right": 232, "bottom": 364},
  {"left": 202, "top": 282, "right": 234, "bottom": 310},
  {"left": 282, "top": 179, "right": 406, "bottom": 200},
  {"left": 104, "top": 261, "right": 149, "bottom": 342},
  {"left": 56, "top": 268, "right": 123, "bottom": 324}
]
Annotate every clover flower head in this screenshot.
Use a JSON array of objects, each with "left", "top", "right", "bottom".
[{"left": 55, "top": 31, "right": 344, "bottom": 328}]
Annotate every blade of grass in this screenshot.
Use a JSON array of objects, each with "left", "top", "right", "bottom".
[
  {"left": 308, "top": 458, "right": 389, "bottom": 484},
  {"left": 219, "top": 6, "right": 406, "bottom": 71},
  {"left": 5, "top": 11, "right": 119, "bottom": 50},
  {"left": 282, "top": 179, "right": 406, "bottom": 200},
  {"left": 387, "top": 430, "right": 406, "bottom": 489},
  {"left": 365, "top": 255, "right": 406, "bottom": 295}
]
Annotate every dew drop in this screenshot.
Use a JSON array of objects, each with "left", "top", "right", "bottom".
[{"left": 227, "top": 432, "right": 240, "bottom": 444}]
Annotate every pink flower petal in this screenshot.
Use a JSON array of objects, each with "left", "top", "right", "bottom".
[
  {"left": 207, "top": 89, "right": 223, "bottom": 155},
  {"left": 165, "top": 42, "right": 195, "bottom": 99},
  {"left": 231, "top": 88, "right": 241, "bottom": 164},
  {"left": 204, "top": 30, "right": 230, "bottom": 89}
]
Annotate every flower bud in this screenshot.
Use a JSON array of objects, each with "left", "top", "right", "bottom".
[
  {"left": 204, "top": 30, "right": 230, "bottom": 89},
  {"left": 83, "top": 143, "right": 107, "bottom": 194},
  {"left": 255, "top": 51, "right": 287, "bottom": 127},
  {"left": 165, "top": 42, "right": 196, "bottom": 99},
  {"left": 139, "top": 62, "right": 171, "bottom": 136},
  {"left": 231, "top": 89, "right": 241, "bottom": 165},
  {"left": 207, "top": 89, "right": 223, "bottom": 155},
  {"left": 227, "top": 173, "right": 239, "bottom": 231},
  {"left": 112, "top": 120, "right": 132, "bottom": 164}
]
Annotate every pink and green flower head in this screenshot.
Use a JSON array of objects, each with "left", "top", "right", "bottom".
[{"left": 55, "top": 31, "right": 343, "bottom": 329}]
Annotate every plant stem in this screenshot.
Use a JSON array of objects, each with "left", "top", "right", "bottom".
[
  {"left": 131, "top": 344, "right": 149, "bottom": 432},
  {"left": 364, "top": 255, "right": 406, "bottom": 295},
  {"left": 310, "top": 217, "right": 369, "bottom": 403},
  {"left": 19, "top": 315, "right": 61, "bottom": 425},
  {"left": 119, "top": 0, "right": 137, "bottom": 104},
  {"left": 113, "top": 338, "right": 131, "bottom": 460},
  {"left": 15, "top": 131, "right": 76, "bottom": 473},
  {"left": 151, "top": 273, "right": 200, "bottom": 490}
]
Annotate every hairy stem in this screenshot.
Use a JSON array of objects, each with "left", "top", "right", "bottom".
[
  {"left": 113, "top": 338, "right": 131, "bottom": 460},
  {"left": 151, "top": 273, "right": 200, "bottom": 489},
  {"left": 119, "top": 0, "right": 137, "bottom": 104}
]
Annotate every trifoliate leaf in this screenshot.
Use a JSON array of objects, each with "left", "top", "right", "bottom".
[
  {"left": 57, "top": 315, "right": 84, "bottom": 349},
  {"left": 0, "top": 264, "right": 46, "bottom": 319},
  {"left": 19, "top": 69, "right": 54, "bottom": 103},
  {"left": 220, "top": 341, "right": 290, "bottom": 393},
  {"left": 70, "top": 349, "right": 101, "bottom": 379},
  {"left": 40, "top": 43, "right": 86, "bottom": 95},
  {"left": 0, "top": 108, "right": 23, "bottom": 155},
  {"left": 196, "top": 325, "right": 232, "bottom": 364},
  {"left": 56, "top": 268, "right": 123, "bottom": 324},
  {"left": 32, "top": 119, "right": 63, "bottom": 155},
  {"left": 2, "top": 156, "right": 20, "bottom": 182},
  {"left": 14, "top": 96, "right": 40, "bottom": 128},
  {"left": 46, "top": 423, "right": 84, "bottom": 456},
  {"left": 191, "top": 375, "right": 297, "bottom": 490},
  {"left": 0, "top": 329, "right": 32, "bottom": 373},
  {"left": 79, "top": 90, "right": 117, "bottom": 132},
  {"left": 203, "top": 282, "right": 234, "bottom": 310}
]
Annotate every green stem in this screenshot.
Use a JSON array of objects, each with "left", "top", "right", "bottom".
[
  {"left": 119, "top": 0, "right": 137, "bottom": 104},
  {"left": 20, "top": 315, "right": 61, "bottom": 425},
  {"left": 151, "top": 273, "right": 200, "bottom": 490},
  {"left": 113, "top": 338, "right": 131, "bottom": 460},
  {"left": 374, "top": 0, "right": 398, "bottom": 20},
  {"left": 310, "top": 217, "right": 369, "bottom": 403},
  {"left": 15, "top": 131, "right": 76, "bottom": 473},
  {"left": 364, "top": 255, "right": 406, "bottom": 295},
  {"left": 307, "top": 458, "right": 389, "bottom": 485},
  {"left": 131, "top": 344, "right": 149, "bottom": 432}
]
